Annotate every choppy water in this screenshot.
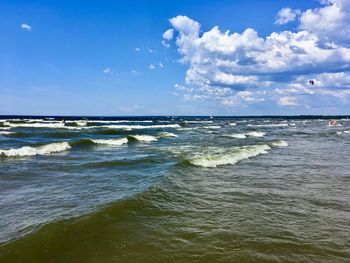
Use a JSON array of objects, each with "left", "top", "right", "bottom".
[{"left": 0, "top": 116, "right": 349, "bottom": 262}]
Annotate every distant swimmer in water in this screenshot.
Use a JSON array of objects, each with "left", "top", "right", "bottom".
[{"left": 328, "top": 120, "right": 337, "bottom": 126}]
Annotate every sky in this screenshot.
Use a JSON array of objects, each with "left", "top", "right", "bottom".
[{"left": 1, "top": 0, "right": 350, "bottom": 116}]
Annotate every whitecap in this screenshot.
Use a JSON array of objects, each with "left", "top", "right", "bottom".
[
  {"left": 129, "top": 135, "right": 158, "bottom": 142},
  {"left": 3, "top": 122, "right": 85, "bottom": 130},
  {"left": 225, "top": 133, "right": 247, "bottom": 139},
  {"left": 103, "top": 124, "right": 180, "bottom": 129},
  {"left": 91, "top": 138, "right": 128, "bottom": 146},
  {"left": 0, "top": 142, "right": 71, "bottom": 157},
  {"left": 271, "top": 140, "right": 288, "bottom": 147},
  {"left": 245, "top": 131, "right": 266, "bottom": 137},
  {"left": 201, "top": 126, "right": 221, "bottom": 129},
  {"left": 248, "top": 123, "right": 288, "bottom": 127},
  {"left": 189, "top": 144, "right": 271, "bottom": 168},
  {"left": 0, "top": 131, "right": 13, "bottom": 135},
  {"left": 159, "top": 132, "right": 178, "bottom": 138}
]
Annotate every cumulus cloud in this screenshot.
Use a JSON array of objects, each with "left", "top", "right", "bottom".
[
  {"left": 162, "top": 29, "right": 174, "bottom": 40},
  {"left": 149, "top": 64, "right": 156, "bottom": 70},
  {"left": 21, "top": 23, "right": 32, "bottom": 31},
  {"left": 275, "top": 8, "right": 301, "bottom": 25},
  {"left": 278, "top": 96, "right": 298, "bottom": 106},
  {"left": 299, "top": 0, "right": 350, "bottom": 45},
  {"left": 164, "top": 0, "right": 350, "bottom": 109}
]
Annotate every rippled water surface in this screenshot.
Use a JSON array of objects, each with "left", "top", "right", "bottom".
[{"left": 0, "top": 116, "right": 349, "bottom": 262}]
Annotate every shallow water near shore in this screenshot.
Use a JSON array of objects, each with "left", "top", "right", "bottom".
[{"left": 0, "top": 116, "right": 350, "bottom": 262}]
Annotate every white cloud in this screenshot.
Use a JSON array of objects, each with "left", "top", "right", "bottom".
[
  {"left": 149, "top": 64, "right": 156, "bottom": 70},
  {"left": 299, "top": 0, "right": 350, "bottom": 45},
  {"left": 165, "top": 1, "right": 350, "bottom": 109},
  {"left": 103, "top": 68, "right": 111, "bottom": 74},
  {"left": 162, "top": 40, "right": 170, "bottom": 48},
  {"left": 278, "top": 96, "right": 298, "bottom": 106},
  {"left": 162, "top": 29, "right": 174, "bottom": 40},
  {"left": 135, "top": 47, "right": 141, "bottom": 52},
  {"left": 169, "top": 15, "right": 200, "bottom": 36},
  {"left": 21, "top": 23, "right": 32, "bottom": 31},
  {"left": 159, "top": 62, "right": 164, "bottom": 68},
  {"left": 275, "top": 8, "right": 301, "bottom": 25}
]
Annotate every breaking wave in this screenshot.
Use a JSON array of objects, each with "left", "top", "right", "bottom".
[
  {"left": 271, "top": 140, "right": 289, "bottom": 147},
  {"left": 91, "top": 138, "right": 129, "bottom": 146},
  {"left": 0, "top": 142, "right": 71, "bottom": 157},
  {"left": 159, "top": 132, "right": 178, "bottom": 138},
  {"left": 225, "top": 131, "right": 266, "bottom": 139},
  {"left": 186, "top": 144, "right": 271, "bottom": 167},
  {"left": 127, "top": 135, "right": 158, "bottom": 142},
  {"left": 102, "top": 124, "right": 180, "bottom": 129}
]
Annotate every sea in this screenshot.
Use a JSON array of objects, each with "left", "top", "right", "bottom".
[{"left": 0, "top": 116, "right": 349, "bottom": 262}]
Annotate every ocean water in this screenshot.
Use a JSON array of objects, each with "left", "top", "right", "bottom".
[{"left": 0, "top": 116, "right": 349, "bottom": 262}]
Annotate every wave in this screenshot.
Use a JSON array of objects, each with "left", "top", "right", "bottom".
[
  {"left": 127, "top": 135, "right": 158, "bottom": 142},
  {"left": 245, "top": 131, "right": 265, "bottom": 137},
  {"left": 159, "top": 132, "right": 178, "bottom": 138},
  {"left": 91, "top": 138, "right": 129, "bottom": 146},
  {"left": 0, "top": 131, "right": 13, "bottom": 135},
  {"left": 3, "top": 122, "right": 85, "bottom": 130},
  {"left": 336, "top": 130, "right": 350, "bottom": 135},
  {"left": 228, "top": 122, "right": 237, "bottom": 126},
  {"left": 225, "top": 133, "right": 247, "bottom": 139},
  {"left": 201, "top": 126, "right": 221, "bottom": 129},
  {"left": 183, "top": 120, "right": 213, "bottom": 124},
  {"left": 87, "top": 120, "right": 154, "bottom": 124},
  {"left": 248, "top": 123, "right": 288, "bottom": 127},
  {"left": 186, "top": 144, "right": 271, "bottom": 167},
  {"left": 102, "top": 124, "right": 180, "bottom": 129},
  {"left": 225, "top": 131, "right": 265, "bottom": 139},
  {"left": 0, "top": 142, "right": 71, "bottom": 157},
  {"left": 271, "top": 140, "right": 288, "bottom": 147},
  {"left": 83, "top": 158, "right": 158, "bottom": 168}
]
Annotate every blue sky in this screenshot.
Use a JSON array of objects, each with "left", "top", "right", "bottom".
[{"left": 1, "top": 0, "right": 349, "bottom": 116}]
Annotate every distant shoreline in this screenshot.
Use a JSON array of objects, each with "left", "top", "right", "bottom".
[{"left": 0, "top": 115, "right": 349, "bottom": 120}]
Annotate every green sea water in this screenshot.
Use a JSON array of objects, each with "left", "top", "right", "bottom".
[{"left": 0, "top": 117, "right": 349, "bottom": 262}]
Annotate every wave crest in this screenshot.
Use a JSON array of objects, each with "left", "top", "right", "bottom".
[
  {"left": 0, "top": 142, "right": 71, "bottom": 157},
  {"left": 188, "top": 144, "right": 271, "bottom": 167}
]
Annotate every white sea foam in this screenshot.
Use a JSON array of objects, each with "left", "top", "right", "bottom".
[
  {"left": 184, "top": 120, "right": 213, "bottom": 124},
  {"left": 189, "top": 144, "right": 271, "bottom": 167},
  {"left": 159, "top": 132, "right": 178, "bottom": 138},
  {"left": 103, "top": 124, "right": 180, "bottom": 129},
  {"left": 226, "top": 133, "right": 247, "bottom": 139},
  {"left": 271, "top": 140, "right": 288, "bottom": 147},
  {"left": 3, "top": 122, "right": 85, "bottom": 130},
  {"left": 66, "top": 120, "right": 88, "bottom": 126},
  {"left": 129, "top": 135, "right": 158, "bottom": 142},
  {"left": 245, "top": 131, "right": 266, "bottom": 137},
  {"left": 0, "top": 131, "right": 13, "bottom": 135},
  {"left": 0, "top": 142, "right": 71, "bottom": 157},
  {"left": 225, "top": 131, "right": 265, "bottom": 139},
  {"left": 91, "top": 138, "right": 128, "bottom": 146},
  {"left": 201, "top": 125, "right": 221, "bottom": 129},
  {"left": 337, "top": 130, "right": 350, "bottom": 135},
  {"left": 248, "top": 123, "right": 288, "bottom": 127},
  {"left": 228, "top": 122, "right": 237, "bottom": 126},
  {"left": 177, "top": 127, "right": 197, "bottom": 131},
  {"left": 88, "top": 120, "right": 153, "bottom": 124}
]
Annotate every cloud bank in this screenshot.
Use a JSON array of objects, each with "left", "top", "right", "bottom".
[{"left": 164, "top": 0, "right": 350, "bottom": 110}]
